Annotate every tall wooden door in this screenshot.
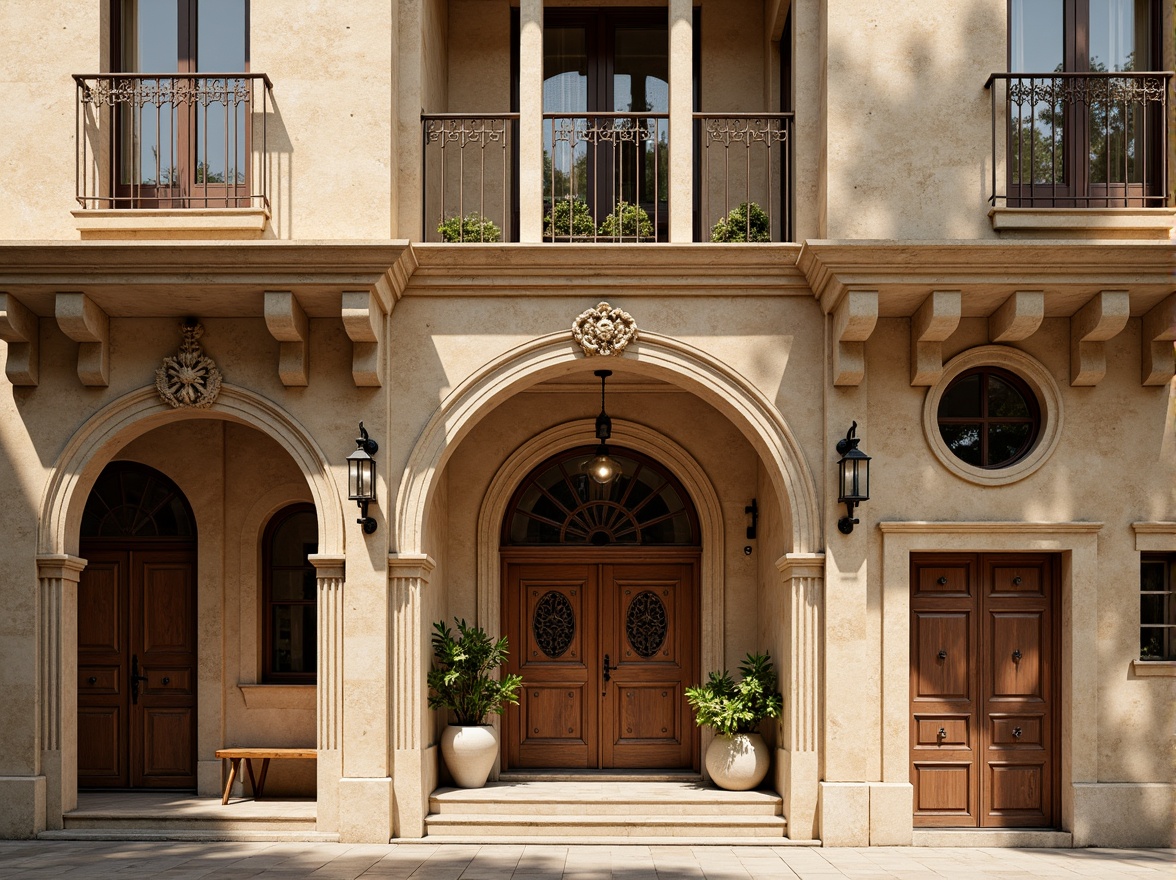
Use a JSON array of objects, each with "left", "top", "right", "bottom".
[
  {"left": 910, "top": 554, "right": 1058, "bottom": 827},
  {"left": 78, "top": 547, "right": 198, "bottom": 788},
  {"left": 503, "top": 555, "right": 698, "bottom": 770}
]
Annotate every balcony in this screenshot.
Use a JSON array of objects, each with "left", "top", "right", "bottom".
[
  {"left": 986, "top": 71, "right": 1171, "bottom": 209},
  {"left": 74, "top": 73, "right": 274, "bottom": 212},
  {"left": 421, "top": 111, "right": 793, "bottom": 243}
]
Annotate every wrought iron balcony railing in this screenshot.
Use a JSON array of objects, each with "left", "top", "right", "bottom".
[
  {"left": 986, "top": 71, "right": 1171, "bottom": 208},
  {"left": 74, "top": 73, "right": 273, "bottom": 210},
  {"left": 695, "top": 113, "right": 793, "bottom": 242},
  {"left": 422, "top": 113, "right": 518, "bottom": 242}
]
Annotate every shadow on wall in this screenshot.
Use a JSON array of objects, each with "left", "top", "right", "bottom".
[{"left": 258, "top": 97, "right": 293, "bottom": 239}]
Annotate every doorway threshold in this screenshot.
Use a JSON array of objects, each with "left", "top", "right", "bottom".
[{"left": 498, "top": 769, "right": 703, "bottom": 783}]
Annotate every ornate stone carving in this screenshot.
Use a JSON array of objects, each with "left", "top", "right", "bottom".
[
  {"left": 572, "top": 301, "right": 638, "bottom": 357},
  {"left": 156, "top": 321, "right": 223, "bottom": 409}
]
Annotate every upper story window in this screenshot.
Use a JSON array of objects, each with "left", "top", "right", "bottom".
[
  {"left": 263, "top": 504, "right": 317, "bottom": 683},
  {"left": 996, "top": 0, "right": 1167, "bottom": 208},
  {"left": 937, "top": 367, "right": 1041, "bottom": 469},
  {"left": 74, "top": 1, "right": 271, "bottom": 212}
]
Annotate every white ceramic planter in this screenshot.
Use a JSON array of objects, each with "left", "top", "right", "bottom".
[
  {"left": 440, "top": 724, "right": 499, "bottom": 788},
  {"left": 704, "top": 732, "right": 770, "bottom": 791}
]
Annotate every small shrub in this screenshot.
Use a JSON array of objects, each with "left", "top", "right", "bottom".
[
  {"left": 427, "top": 618, "right": 523, "bottom": 725},
  {"left": 599, "top": 201, "right": 654, "bottom": 240},
  {"left": 438, "top": 213, "right": 502, "bottom": 243},
  {"left": 544, "top": 198, "right": 596, "bottom": 239},
  {"left": 685, "top": 652, "right": 783, "bottom": 737},
  {"left": 709, "top": 202, "right": 772, "bottom": 243}
]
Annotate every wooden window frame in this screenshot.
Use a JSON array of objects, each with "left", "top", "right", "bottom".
[
  {"left": 261, "top": 503, "right": 317, "bottom": 684},
  {"left": 1140, "top": 554, "right": 1176, "bottom": 661},
  {"left": 936, "top": 367, "right": 1042, "bottom": 470}
]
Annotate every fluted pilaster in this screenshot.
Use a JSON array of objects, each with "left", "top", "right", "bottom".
[{"left": 309, "top": 554, "right": 344, "bottom": 832}]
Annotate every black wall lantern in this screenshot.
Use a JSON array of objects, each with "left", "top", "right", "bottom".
[
  {"left": 836, "top": 421, "right": 870, "bottom": 534},
  {"left": 348, "top": 421, "right": 379, "bottom": 534},
  {"left": 585, "top": 369, "right": 620, "bottom": 484}
]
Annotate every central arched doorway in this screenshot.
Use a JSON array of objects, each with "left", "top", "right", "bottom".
[
  {"left": 500, "top": 447, "right": 700, "bottom": 771},
  {"left": 77, "top": 461, "right": 198, "bottom": 789}
]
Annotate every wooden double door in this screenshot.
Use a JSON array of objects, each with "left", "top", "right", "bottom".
[
  {"left": 503, "top": 554, "right": 698, "bottom": 770},
  {"left": 910, "top": 553, "right": 1058, "bottom": 827},
  {"left": 78, "top": 546, "right": 198, "bottom": 789}
]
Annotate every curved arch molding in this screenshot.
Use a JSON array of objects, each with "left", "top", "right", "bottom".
[
  {"left": 39, "top": 384, "right": 344, "bottom": 558},
  {"left": 397, "top": 331, "right": 821, "bottom": 556}
]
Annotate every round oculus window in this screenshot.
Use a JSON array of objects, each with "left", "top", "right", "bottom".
[{"left": 936, "top": 367, "right": 1040, "bottom": 469}]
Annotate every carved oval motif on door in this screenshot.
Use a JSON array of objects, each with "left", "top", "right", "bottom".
[
  {"left": 626, "top": 590, "right": 668, "bottom": 658},
  {"left": 533, "top": 590, "right": 575, "bottom": 658}
]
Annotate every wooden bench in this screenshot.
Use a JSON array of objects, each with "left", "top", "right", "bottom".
[{"left": 215, "top": 747, "right": 316, "bottom": 804}]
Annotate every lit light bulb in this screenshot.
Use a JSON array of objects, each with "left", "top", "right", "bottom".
[{"left": 587, "top": 451, "right": 619, "bottom": 484}]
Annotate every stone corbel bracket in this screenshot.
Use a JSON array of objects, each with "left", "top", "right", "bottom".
[
  {"left": 0, "top": 293, "right": 39, "bottom": 386},
  {"left": 55, "top": 292, "right": 109, "bottom": 386},
  {"left": 342, "top": 249, "right": 417, "bottom": 388},
  {"left": 989, "top": 290, "right": 1044, "bottom": 343},
  {"left": 1070, "top": 290, "right": 1130, "bottom": 387},
  {"left": 264, "top": 291, "right": 309, "bottom": 387},
  {"left": 910, "top": 291, "right": 961, "bottom": 386},
  {"left": 833, "top": 290, "right": 878, "bottom": 386},
  {"left": 1141, "top": 292, "right": 1176, "bottom": 386}
]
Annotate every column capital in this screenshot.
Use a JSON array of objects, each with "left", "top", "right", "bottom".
[
  {"left": 36, "top": 554, "right": 87, "bottom": 583},
  {"left": 387, "top": 553, "right": 436, "bottom": 583},
  {"left": 776, "top": 552, "right": 825, "bottom": 580},
  {"left": 308, "top": 554, "right": 345, "bottom": 580}
]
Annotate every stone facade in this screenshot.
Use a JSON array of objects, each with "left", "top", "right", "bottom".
[{"left": 0, "top": 0, "right": 1173, "bottom": 848}]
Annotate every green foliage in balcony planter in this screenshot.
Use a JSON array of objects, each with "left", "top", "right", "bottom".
[
  {"left": 544, "top": 198, "right": 596, "bottom": 239},
  {"left": 709, "top": 201, "right": 772, "bottom": 243},
  {"left": 599, "top": 201, "right": 654, "bottom": 239},
  {"left": 685, "top": 651, "right": 783, "bottom": 737},
  {"left": 438, "top": 213, "right": 502, "bottom": 243},
  {"left": 427, "top": 618, "right": 523, "bottom": 725}
]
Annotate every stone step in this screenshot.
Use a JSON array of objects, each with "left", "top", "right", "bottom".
[
  {"left": 42, "top": 828, "right": 339, "bottom": 843},
  {"left": 424, "top": 813, "right": 788, "bottom": 838},
  {"left": 62, "top": 813, "right": 318, "bottom": 833},
  {"left": 430, "top": 783, "right": 783, "bottom": 816}
]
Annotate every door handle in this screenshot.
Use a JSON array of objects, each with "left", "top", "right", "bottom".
[
  {"left": 130, "top": 655, "right": 149, "bottom": 705},
  {"left": 602, "top": 654, "right": 618, "bottom": 695}
]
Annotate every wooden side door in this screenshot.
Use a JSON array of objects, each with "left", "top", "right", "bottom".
[
  {"left": 601, "top": 562, "right": 696, "bottom": 768},
  {"left": 78, "top": 547, "right": 197, "bottom": 789},
  {"left": 910, "top": 553, "right": 1057, "bottom": 828}
]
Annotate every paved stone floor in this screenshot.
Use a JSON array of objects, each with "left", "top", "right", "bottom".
[{"left": 0, "top": 841, "right": 1172, "bottom": 879}]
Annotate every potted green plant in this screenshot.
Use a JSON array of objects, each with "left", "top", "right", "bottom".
[
  {"left": 599, "top": 200, "right": 654, "bottom": 240},
  {"left": 544, "top": 198, "right": 596, "bottom": 240},
  {"left": 709, "top": 201, "right": 772, "bottom": 242},
  {"left": 685, "top": 651, "right": 782, "bottom": 790},
  {"left": 428, "top": 618, "right": 523, "bottom": 788},
  {"left": 438, "top": 213, "right": 502, "bottom": 243}
]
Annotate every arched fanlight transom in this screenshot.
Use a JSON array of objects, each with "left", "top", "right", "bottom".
[
  {"left": 503, "top": 447, "right": 698, "bottom": 546},
  {"left": 80, "top": 461, "right": 195, "bottom": 539}
]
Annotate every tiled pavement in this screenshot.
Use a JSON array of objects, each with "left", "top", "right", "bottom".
[{"left": 0, "top": 841, "right": 1172, "bottom": 879}]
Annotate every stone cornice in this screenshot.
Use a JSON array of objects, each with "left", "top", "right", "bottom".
[
  {"left": 798, "top": 239, "right": 1176, "bottom": 317},
  {"left": 878, "top": 521, "right": 1104, "bottom": 534}
]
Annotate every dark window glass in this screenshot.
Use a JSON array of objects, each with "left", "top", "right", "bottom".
[
  {"left": 937, "top": 368, "right": 1040, "bottom": 469},
  {"left": 81, "top": 461, "right": 195, "bottom": 539},
  {"left": 1140, "top": 557, "right": 1175, "bottom": 661},
  {"left": 504, "top": 448, "right": 698, "bottom": 546},
  {"left": 264, "top": 504, "right": 317, "bottom": 682}
]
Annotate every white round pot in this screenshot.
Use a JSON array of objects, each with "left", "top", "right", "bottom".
[
  {"left": 704, "top": 732, "right": 770, "bottom": 791},
  {"left": 440, "top": 724, "right": 499, "bottom": 789}
]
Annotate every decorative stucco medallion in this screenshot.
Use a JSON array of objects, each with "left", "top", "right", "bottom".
[
  {"left": 156, "top": 321, "right": 223, "bottom": 409},
  {"left": 572, "top": 301, "right": 638, "bottom": 357}
]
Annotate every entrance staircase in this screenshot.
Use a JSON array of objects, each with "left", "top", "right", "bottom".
[{"left": 424, "top": 774, "right": 798, "bottom": 844}]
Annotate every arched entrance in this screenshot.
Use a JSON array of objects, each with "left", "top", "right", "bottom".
[
  {"left": 500, "top": 447, "right": 700, "bottom": 770},
  {"left": 77, "top": 461, "right": 198, "bottom": 789}
]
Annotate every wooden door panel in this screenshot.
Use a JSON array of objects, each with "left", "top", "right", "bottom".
[
  {"left": 77, "top": 706, "right": 124, "bottom": 784},
  {"left": 989, "top": 613, "right": 1044, "bottom": 699},
  {"left": 911, "top": 553, "right": 1057, "bottom": 829},
  {"left": 79, "top": 665, "right": 121, "bottom": 695},
  {"left": 139, "top": 562, "right": 196, "bottom": 655},
  {"left": 78, "top": 560, "right": 122, "bottom": 653},
  {"left": 912, "top": 613, "right": 971, "bottom": 701},
  {"left": 138, "top": 707, "right": 196, "bottom": 783}
]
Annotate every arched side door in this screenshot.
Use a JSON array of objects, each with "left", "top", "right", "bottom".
[
  {"left": 501, "top": 448, "right": 700, "bottom": 771},
  {"left": 77, "top": 462, "right": 198, "bottom": 789}
]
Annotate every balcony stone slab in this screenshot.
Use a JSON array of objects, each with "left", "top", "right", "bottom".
[
  {"left": 989, "top": 207, "right": 1176, "bottom": 241},
  {"left": 73, "top": 208, "right": 271, "bottom": 241}
]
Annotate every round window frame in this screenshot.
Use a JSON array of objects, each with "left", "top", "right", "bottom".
[{"left": 922, "top": 346, "right": 1062, "bottom": 486}]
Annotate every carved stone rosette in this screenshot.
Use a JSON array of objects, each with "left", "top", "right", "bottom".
[
  {"left": 572, "top": 301, "right": 638, "bottom": 357},
  {"left": 155, "top": 321, "right": 223, "bottom": 409}
]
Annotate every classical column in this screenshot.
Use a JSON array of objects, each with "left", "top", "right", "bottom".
[
  {"left": 388, "top": 553, "right": 436, "bottom": 838},
  {"left": 518, "top": 0, "right": 544, "bottom": 242},
  {"left": 776, "top": 553, "right": 823, "bottom": 841},
  {"left": 309, "top": 554, "right": 344, "bottom": 834},
  {"left": 668, "top": 0, "right": 694, "bottom": 242},
  {"left": 37, "top": 555, "right": 86, "bottom": 831}
]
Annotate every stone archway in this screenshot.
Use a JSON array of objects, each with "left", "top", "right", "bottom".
[{"left": 34, "top": 385, "right": 344, "bottom": 832}]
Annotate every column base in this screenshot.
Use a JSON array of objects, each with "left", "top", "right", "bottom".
[
  {"left": 0, "top": 776, "right": 47, "bottom": 838},
  {"left": 338, "top": 776, "right": 393, "bottom": 843},
  {"left": 819, "top": 781, "right": 870, "bottom": 846},
  {"left": 868, "top": 782, "right": 912, "bottom": 845}
]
